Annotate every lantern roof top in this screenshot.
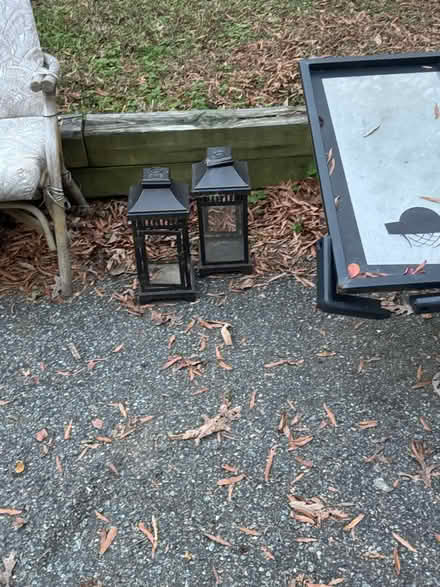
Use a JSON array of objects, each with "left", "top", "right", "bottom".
[
  {"left": 128, "top": 168, "right": 189, "bottom": 217},
  {"left": 192, "top": 146, "right": 250, "bottom": 194}
]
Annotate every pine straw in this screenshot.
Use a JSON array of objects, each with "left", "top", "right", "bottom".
[{"left": 0, "top": 179, "right": 324, "bottom": 302}]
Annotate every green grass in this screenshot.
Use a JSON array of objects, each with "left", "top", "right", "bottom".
[{"left": 32, "top": 0, "right": 424, "bottom": 114}]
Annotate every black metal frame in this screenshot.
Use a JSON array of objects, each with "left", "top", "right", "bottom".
[
  {"left": 300, "top": 51, "right": 440, "bottom": 295},
  {"left": 195, "top": 192, "right": 252, "bottom": 276},
  {"left": 128, "top": 178, "right": 197, "bottom": 303}
]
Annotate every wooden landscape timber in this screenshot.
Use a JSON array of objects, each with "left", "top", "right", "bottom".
[{"left": 60, "top": 106, "right": 314, "bottom": 198}]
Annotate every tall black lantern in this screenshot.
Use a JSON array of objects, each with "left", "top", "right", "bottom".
[
  {"left": 191, "top": 146, "right": 252, "bottom": 276},
  {"left": 128, "top": 167, "right": 197, "bottom": 303}
]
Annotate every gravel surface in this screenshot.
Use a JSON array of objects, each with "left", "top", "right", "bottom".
[{"left": 0, "top": 276, "right": 439, "bottom": 586}]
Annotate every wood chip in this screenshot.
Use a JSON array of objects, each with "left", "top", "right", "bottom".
[
  {"left": 343, "top": 513, "right": 365, "bottom": 532},
  {"left": 238, "top": 527, "right": 260, "bottom": 536},
  {"left": 392, "top": 532, "right": 416, "bottom": 552},
  {"left": 264, "top": 447, "right": 276, "bottom": 482},
  {"left": 99, "top": 526, "right": 117, "bottom": 554},
  {"left": 202, "top": 532, "right": 232, "bottom": 547}
]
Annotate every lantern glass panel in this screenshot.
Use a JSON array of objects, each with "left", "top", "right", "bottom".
[
  {"left": 201, "top": 197, "right": 244, "bottom": 264},
  {"left": 145, "top": 233, "right": 183, "bottom": 287}
]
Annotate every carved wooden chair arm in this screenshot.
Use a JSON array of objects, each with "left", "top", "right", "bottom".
[{"left": 30, "top": 53, "right": 60, "bottom": 94}]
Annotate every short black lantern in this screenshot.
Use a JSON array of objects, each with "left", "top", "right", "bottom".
[
  {"left": 191, "top": 146, "right": 252, "bottom": 276},
  {"left": 128, "top": 167, "right": 197, "bottom": 303}
]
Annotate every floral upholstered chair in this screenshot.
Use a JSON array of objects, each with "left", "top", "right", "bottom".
[{"left": 0, "top": 0, "right": 89, "bottom": 296}]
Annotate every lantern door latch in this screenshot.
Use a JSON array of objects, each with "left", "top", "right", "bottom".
[{"left": 317, "top": 236, "right": 391, "bottom": 319}]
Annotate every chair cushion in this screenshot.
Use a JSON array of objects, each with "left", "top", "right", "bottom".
[
  {"left": 0, "top": 0, "right": 44, "bottom": 118},
  {"left": 0, "top": 117, "right": 46, "bottom": 201}
]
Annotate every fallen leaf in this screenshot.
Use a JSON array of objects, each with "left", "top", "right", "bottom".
[
  {"left": 215, "top": 345, "right": 224, "bottom": 361},
  {"left": 420, "top": 195, "right": 440, "bottom": 204},
  {"left": 199, "top": 335, "right": 208, "bottom": 352},
  {"left": 0, "top": 509, "right": 22, "bottom": 516},
  {"left": 35, "top": 428, "right": 48, "bottom": 442},
  {"left": 0, "top": 552, "right": 16, "bottom": 587},
  {"left": 161, "top": 355, "right": 182, "bottom": 370},
  {"left": 359, "top": 420, "right": 377, "bottom": 429},
  {"left": 414, "top": 260, "right": 426, "bottom": 274},
  {"left": 249, "top": 391, "right": 256, "bottom": 409},
  {"left": 202, "top": 532, "right": 232, "bottom": 547},
  {"left": 264, "top": 447, "right": 276, "bottom": 482},
  {"left": 327, "top": 147, "right": 333, "bottom": 163},
  {"left": 99, "top": 527, "right": 117, "bottom": 554},
  {"left": 217, "top": 474, "right": 245, "bottom": 486},
  {"left": 222, "top": 464, "right": 239, "bottom": 473},
  {"left": 95, "top": 511, "right": 111, "bottom": 523},
  {"left": 0, "top": 400, "right": 11, "bottom": 406},
  {"left": 112, "top": 344, "right": 124, "bottom": 353},
  {"left": 323, "top": 404, "right": 337, "bottom": 427},
  {"left": 168, "top": 335, "right": 176, "bottom": 349},
  {"left": 343, "top": 513, "right": 365, "bottom": 532},
  {"left": 184, "top": 319, "right": 195, "bottom": 334},
  {"left": 392, "top": 532, "right": 416, "bottom": 552},
  {"left": 261, "top": 545, "right": 275, "bottom": 560},
  {"left": 218, "top": 360, "right": 232, "bottom": 370},
  {"left": 108, "top": 463, "right": 119, "bottom": 476},
  {"left": 192, "top": 388, "right": 209, "bottom": 396},
  {"left": 392, "top": 546, "right": 401, "bottom": 576},
  {"left": 91, "top": 418, "right": 104, "bottom": 430},
  {"left": 221, "top": 325, "right": 233, "bottom": 346},
  {"left": 96, "top": 436, "right": 113, "bottom": 444},
  {"left": 435, "top": 103, "right": 440, "bottom": 119},
  {"left": 169, "top": 400, "right": 240, "bottom": 445},
  {"left": 295, "top": 456, "right": 313, "bottom": 468},
  {"left": 64, "top": 420, "right": 73, "bottom": 440},
  {"left": 347, "top": 263, "right": 361, "bottom": 278},
  {"left": 11, "top": 517, "right": 26, "bottom": 529},
  {"left": 317, "top": 351, "right": 336, "bottom": 358},
  {"left": 295, "top": 537, "right": 318, "bottom": 543},
  {"left": 238, "top": 527, "right": 260, "bottom": 536},
  {"left": 420, "top": 416, "right": 432, "bottom": 431},
  {"left": 14, "top": 461, "right": 24, "bottom": 474},
  {"left": 56, "top": 455, "right": 63, "bottom": 474},
  {"left": 288, "top": 435, "right": 313, "bottom": 450}
]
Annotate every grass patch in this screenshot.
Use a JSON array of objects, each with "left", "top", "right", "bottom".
[{"left": 33, "top": 0, "right": 439, "bottom": 113}]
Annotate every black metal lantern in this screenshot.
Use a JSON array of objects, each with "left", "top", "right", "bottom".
[
  {"left": 128, "top": 167, "right": 197, "bottom": 303},
  {"left": 191, "top": 146, "right": 252, "bottom": 276}
]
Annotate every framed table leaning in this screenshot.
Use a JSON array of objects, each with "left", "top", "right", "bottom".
[{"left": 300, "top": 51, "right": 440, "bottom": 318}]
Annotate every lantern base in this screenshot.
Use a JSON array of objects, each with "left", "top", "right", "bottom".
[
  {"left": 136, "top": 286, "right": 197, "bottom": 304},
  {"left": 197, "top": 261, "right": 253, "bottom": 277}
]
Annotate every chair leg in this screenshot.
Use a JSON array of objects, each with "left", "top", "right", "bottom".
[
  {"left": 47, "top": 199, "right": 72, "bottom": 297},
  {"left": 62, "top": 167, "right": 90, "bottom": 213},
  {"left": 0, "top": 202, "right": 56, "bottom": 251}
]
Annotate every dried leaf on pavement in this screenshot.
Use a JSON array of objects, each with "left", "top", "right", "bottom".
[
  {"left": 288, "top": 435, "right": 313, "bottom": 450},
  {"left": 91, "top": 418, "right": 104, "bottom": 430},
  {"left": 64, "top": 420, "right": 73, "bottom": 440},
  {"left": 393, "top": 547, "right": 401, "bottom": 576},
  {"left": 239, "top": 527, "right": 260, "bottom": 536},
  {"left": 221, "top": 325, "right": 233, "bottom": 346},
  {"left": 222, "top": 464, "right": 239, "bottom": 473},
  {"left": 161, "top": 355, "right": 183, "bottom": 370},
  {"left": 359, "top": 420, "right": 377, "bottom": 429},
  {"left": 392, "top": 532, "right": 416, "bottom": 552},
  {"left": 202, "top": 532, "right": 232, "bottom": 547},
  {"left": 249, "top": 391, "right": 256, "bottom": 409},
  {"left": 264, "top": 359, "right": 304, "bottom": 368},
  {"left": 261, "top": 545, "right": 275, "bottom": 560},
  {"left": 264, "top": 447, "right": 276, "bottom": 481},
  {"left": 0, "top": 552, "right": 16, "bottom": 587},
  {"left": 0, "top": 509, "right": 22, "bottom": 517},
  {"left": 295, "top": 537, "right": 317, "bottom": 543},
  {"left": 323, "top": 404, "right": 337, "bottom": 427},
  {"left": 343, "top": 513, "right": 365, "bottom": 532},
  {"left": 95, "top": 511, "right": 111, "bottom": 523},
  {"left": 288, "top": 494, "right": 349, "bottom": 526},
  {"left": 168, "top": 335, "right": 176, "bottom": 349},
  {"left": 217, "top": 474, "right": 245, "bottom": 486},
  {"left": 35, "top": 428, "right": 48, "bottom": 442},
  {"left": 56, "top": 455, "right": 63, "bottom": 474},
  {"left": 99, "top": 527, "right": 117, "bottom": 555},
  {"left": 168, "top": 400, "right": 240, "bottom": 445},
  {"left": 112, "top": 343, "right": 124, "bottom": 353}
]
